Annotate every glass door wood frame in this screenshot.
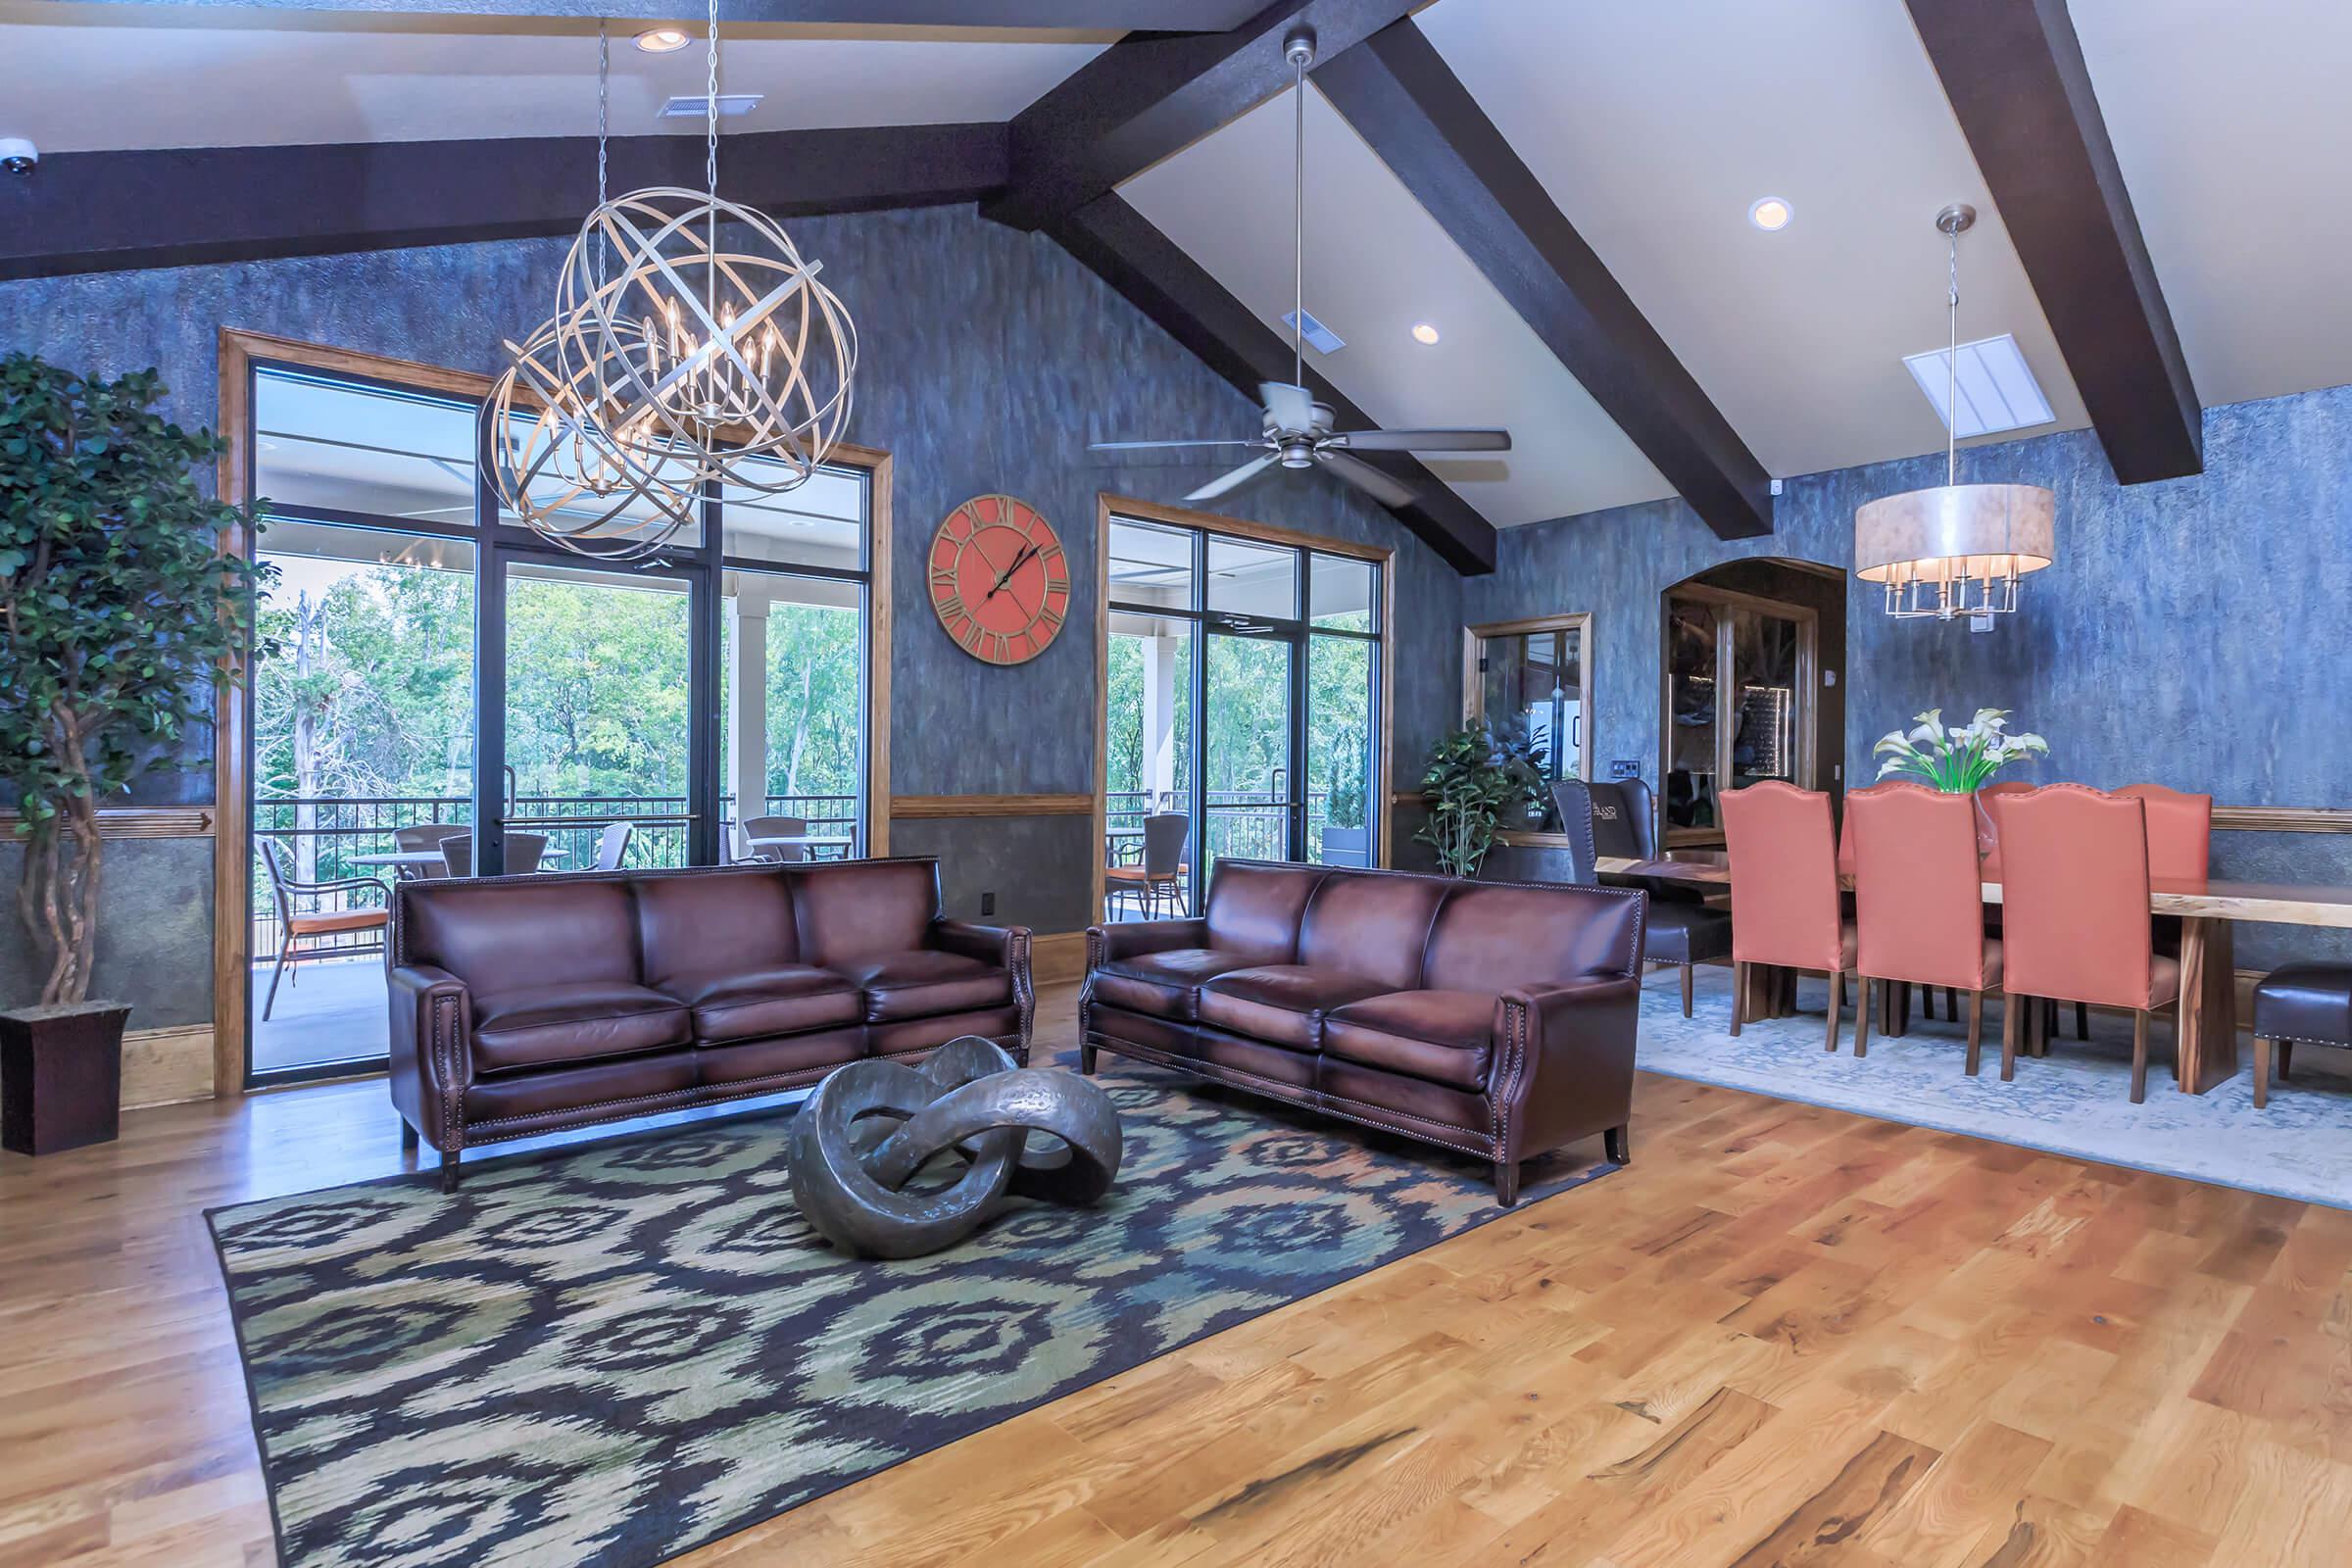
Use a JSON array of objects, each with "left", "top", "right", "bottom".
[
  {"left": 1092, "top": 494, "right": 1394, "bottom": 924},
  {"left": 1464, "top": 612, "right": 1595, "bottom": 851},
  {"left": 212, "top": 328, "right": 891, "bottom": 1095},
  {"left": 1657, "top": 582, "right": 1820, "bottom": 849}
]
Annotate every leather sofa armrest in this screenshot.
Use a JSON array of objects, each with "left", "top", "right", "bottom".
[
  {"left": 929, "top": 917, "right": 1027, "bottom": 970},
  {"left": 1492, "top": 975, "right": 1642, "bottom": 1167},
  {"left": 388, "top": 963, "right": 473, "bottom": 1152},
  {"left": 930, "top": 919, "right": 1035, "bottom": 1063},
  {"left": 1087, "top": 918, "right": 1209, "bottom": 968}
]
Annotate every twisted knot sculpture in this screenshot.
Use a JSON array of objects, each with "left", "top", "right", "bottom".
[{"left": 785, "top": 1037, "right": 1122, "bottom": 1259}]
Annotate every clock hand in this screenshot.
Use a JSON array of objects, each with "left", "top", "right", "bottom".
[{"left": 983, "top": 541, "right": 1043, "bottom": 602}]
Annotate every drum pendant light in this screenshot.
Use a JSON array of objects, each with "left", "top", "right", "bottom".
[{"left": 1854, "top": 204, "right": 2056, "bottom": 624}]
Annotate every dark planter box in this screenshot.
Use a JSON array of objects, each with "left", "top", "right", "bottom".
[{"left": 0, "top": 1003, "right": 131, "bottom": 1156}]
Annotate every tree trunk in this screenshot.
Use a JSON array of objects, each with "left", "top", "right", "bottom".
[
  {"left": 781, "top": 660, "right": 813, "bottom": 799},
  {"left": 290, "top": 591, "right": 323, "bottom": 882}
]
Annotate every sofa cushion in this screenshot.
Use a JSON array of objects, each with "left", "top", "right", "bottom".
[
  {"left": 1198, "top": 964, "right": 1390, "bottom": 1051},
  {"left": 633, "top": 868, "right": 801, "bottom": 992},
  {"left": 1323, "top": 990, "right": 1495, "bottom": 1090},
  {"left": 662, "top": 964, "right": 861, "bottom": 1044},
  {"left": 1201, "top": 861, "right": 1327, "bottom": 966},
  {"left": 1092, "top": 947, "right": 1255, "bottom": 1020},
  {"left": 835, "top": 950, "right": 1011, "bottom": 1023},
  {"left": 400, "top": 877, "right": 642, "bottom": 994},
  {"left": 792, "top": 858, "right": 939, "bottom": 969},
  {"left": 471, "top": 982, "right": 691, "bottom": 1073},
  {"left": 1422, "top": 883, "right": 1644, "bottom": 995},
  {"left": 1297, "top": 872, "right": 1449, "bottom": 992}
]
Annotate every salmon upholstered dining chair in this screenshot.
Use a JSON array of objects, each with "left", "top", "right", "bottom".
[
  {"left": 1994, "top": 786, "right": 2179, "bottom": 1100},
  {"left": 2114, "top": 783, "right": 2212, "bottom": 882},
  {"left": 1839, "top": 782, "right": 1960, "bottom": 1028},
  {"left": 1847, "top": 784, "right": 2004, "bottom": 1074},
  {"left": 1975, "top": 779, "right": 2037, "bottom": 881},
  {"left": 1720, "top": 782, "right": 1854, "bottom": 1050},
  {"left": 1979, "top": 778, "right": 2077, "bottom": 1044}
]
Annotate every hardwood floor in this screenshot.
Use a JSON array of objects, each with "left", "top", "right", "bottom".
[{"left": 5, "top": 979, "right": 2350, "bottom": 1567}]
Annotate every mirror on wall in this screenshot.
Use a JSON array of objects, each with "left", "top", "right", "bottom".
[{"left": 1463, "top": 613, "right": 1592, "bottom": 830}]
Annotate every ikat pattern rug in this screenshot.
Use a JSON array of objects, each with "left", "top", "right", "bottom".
[{"left": 208, "top": 1059, "right": 1615, "bottom": 1568}]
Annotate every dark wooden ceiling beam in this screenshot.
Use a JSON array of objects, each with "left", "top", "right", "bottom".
[
  {"left": 984, "top": 0, "right": 1421, "bottom": 232},
  {"left": 1905, "top": 0, "right": 2202, "bottom": 482},
  {"left": 1314, "top": 20, "right": 1773, "bottom": 542},
  {"left": 1051, "top": 193, "right": 1498, "bottom": 574},
  {"left": 0, "top": 122, "right": 1006, "bottom": 281},
  {"left": 64, "top": 0, "right": 1264, "bottom": 27}
]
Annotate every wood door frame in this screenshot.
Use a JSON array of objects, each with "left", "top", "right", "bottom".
[
  {"left": 211, "top": 327, "right": 893, "bottom": 1096},
  {"left": 1090, "top": 494, "right": 1396, "bottom": 926},
  {"left": 1462, "top": 611, "right": 1596, "bottom": 771},
  {"left": 1657, "top": 580, "right": 1820, "bottom": 848}
]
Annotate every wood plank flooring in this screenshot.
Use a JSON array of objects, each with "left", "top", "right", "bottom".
[{"left": 4, "top": 980, "right": 2350, "bottom": 1567}]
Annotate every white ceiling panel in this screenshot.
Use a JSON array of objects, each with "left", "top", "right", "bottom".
[
  {"left": 0, "top": 3, "right": 1106, "bottom": 150},
  {"left": 2071, "top": 0, "right": 2352, "bottom": 408},
  {"left": 1120, "top": 85, "right": 1674, "bottom": 528},
  {"left": 1416, "top": 0, "right": 2091, "bottom": 483}
]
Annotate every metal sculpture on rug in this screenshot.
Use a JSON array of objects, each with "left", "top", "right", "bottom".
[{"left": 786, "top": 1036, "right": 1122, "bottom": 1259}]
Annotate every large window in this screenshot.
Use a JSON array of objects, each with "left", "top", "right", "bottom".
[
  {"left": 1099, "top": 505, "right": 1386, "bottom": 922},
  {"left": 232, "top": 345, "right": 882, "bottom": 1085}
]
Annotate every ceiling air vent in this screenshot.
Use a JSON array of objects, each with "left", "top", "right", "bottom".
[
  {"left": 1281, "top": 309, "right": 1346, "bottom": 356},
  {"left": 661, "top": 94, "right": 762, "bottom": 120},
  {"left": 1902, "top": 332, "right": 2056, "bottom": 439}
]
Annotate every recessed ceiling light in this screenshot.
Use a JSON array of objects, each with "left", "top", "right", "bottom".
[
  {"left": 635, "top": 26, "right": 692, "bottom": 53},
  {"left": 1748, "top": 196, "right": 1793, "bottom": 232},
  {"left": 1411, "top": 322, "right": 1441, "bottom": 345}
]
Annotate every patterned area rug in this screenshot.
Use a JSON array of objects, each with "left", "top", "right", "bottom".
[
  {"left": 1641, "top": 966, "right": 2352, "bottom": 1208},
  {"left": 208, "top": 1058, "right": 1616, "bottom": 1568}
]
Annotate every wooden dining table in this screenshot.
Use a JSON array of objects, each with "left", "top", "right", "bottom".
[{"left": 1594, "top": 851, "right": 2352, "bottom": 1095}]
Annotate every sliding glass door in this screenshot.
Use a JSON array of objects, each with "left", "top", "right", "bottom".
[
  {"left": 237, "top": 348, "right": 876, "bottom": 1086},
  {"left": 1102, "top": 510, "right": 1385, "bottom": 922}
]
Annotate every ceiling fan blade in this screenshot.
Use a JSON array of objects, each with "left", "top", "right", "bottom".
[
  {"left": 1316, "top": 450, "right": 1421, "bottom": 509},
  {"left": 1324, "top": 428, "right": 1513, "bottom": 454},
  {"left": 1258, "top": 380, "right": 1318, "bottom": 434},
  {"left": 1184, "top": 453, "right": 1281, "bottom": 504},
  {"left": 1089, "top": 438, "right": 1266, "bottom": 452}
]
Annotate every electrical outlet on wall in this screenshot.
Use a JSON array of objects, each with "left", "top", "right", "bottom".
[
  {"left": 1610, "top": 760, "right": 1642, "bottom": 779},
  {"left": 981, "top": 892, "right": 996, "bottom": 917}
]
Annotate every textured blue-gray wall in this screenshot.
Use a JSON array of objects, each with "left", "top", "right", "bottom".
[
  {"left": 1463, "top": 388, "right": 2352, "bottom": 967},
  {"left": 0, "top": 206, "right": 1464, "bottom": 1016}
]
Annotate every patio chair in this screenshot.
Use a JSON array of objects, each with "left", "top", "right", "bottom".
[
  {"left": 743, "top": 814, "right": 809, "bottom": 863},
  {"left": 1105, "top": 812, "right": 1190, "bottom": 919},
  {"left": 391, "top": 821, "right": 466, "bottom": 880},
  {"left": 590, "top": 820, "right": 635, "bottom": 871},
  {"left": 436, "top": 832, "right": 547, "bottom": 877},
  {"left": 259, "top": 840, "right": 389, "bottom": 1020}
]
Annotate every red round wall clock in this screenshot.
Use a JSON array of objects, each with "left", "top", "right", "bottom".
[{"left": 928, "top": 495, "right": 1070, "bottom": 665}]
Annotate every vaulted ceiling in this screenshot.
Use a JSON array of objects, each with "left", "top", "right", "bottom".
[{"left": 5, "top": 0, "right": 2350, "bottom": 570}]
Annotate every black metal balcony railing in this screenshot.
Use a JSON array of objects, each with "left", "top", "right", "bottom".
[
  {"left": 251, "top": 791, "right": 858, "bottom": 957},
  {"left": 1103, "top": 788, "right": 1362, "bottom": 868}
]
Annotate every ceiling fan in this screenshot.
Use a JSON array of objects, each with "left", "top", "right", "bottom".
[{"left": 1088, "top": 27, "right": 1511, "bottom": 510}]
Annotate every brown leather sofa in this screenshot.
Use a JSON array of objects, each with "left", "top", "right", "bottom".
[
  {"left": 1081, "top": 859, "right": 1646, "bottom": 1203},
  {"left": 388, "top": 857, "right": 1032, "bottom": 1189}
]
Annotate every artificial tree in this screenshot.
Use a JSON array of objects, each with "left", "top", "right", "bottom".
[{"left": 0, "top": 354, "right": 267, "bottom": 1008}]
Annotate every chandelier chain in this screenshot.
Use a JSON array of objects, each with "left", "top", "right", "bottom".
[
  {"left": 595, "top": 17, "right": 609, "bottom": 286},
  {"left": 706, "top": 0, "right": 720, "bottom": 198}
]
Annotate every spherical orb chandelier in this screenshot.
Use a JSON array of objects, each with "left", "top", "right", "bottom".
[
  {"left": 549, "top": 0, "right": 857, "bottom": 499},
  {"left": 551, "top": 183, "right": 858, "bottom": 494},
  {"left": 486, "top": 309, "right": 704, "bottom": 563}
]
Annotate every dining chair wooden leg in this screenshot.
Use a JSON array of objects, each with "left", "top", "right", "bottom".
[
  {"left": 1919, "top": 985, "right": 1936, "bottom": 1022},
  {"left": 1824, "top": 969, "right": 1843, "bottom": 1053},
  {"left": 2254, "top": 1036, "right": 2274, "bottom": 1108},
  {"left": 2000, "top": 992, "right": 2018, "bottom": 1081},
  {"left": 1964, "top": 990, "right": 1984, "bottom": 1077},
  {"left": 2075, "top": 1001, "right": 2091, "bottom": 1041},
  {"left": 1854, "top": 977, "right": 1873, "bottom": 1057},
  {"left": 1946, "top": 986, "right": 1961, "bottom": 1022},
  {"left": 1729, "top": 962, "right": 1745, "bottom": 1037},
  {"left": 2278, "top": 1040, "right": 2294, "bottom": 1081},
  {"left": 1680, "top": 962, "right": 1694, "bottom": 1019},
  {"left": 2131, "top": 1009, "right": 2151, "bottom": 1104}
]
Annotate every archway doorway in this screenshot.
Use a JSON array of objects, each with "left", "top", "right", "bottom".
[{"left": 1659, "top": 558, "right": 1846, "bottom": 848}]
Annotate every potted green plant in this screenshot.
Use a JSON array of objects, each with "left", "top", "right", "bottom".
[
  {"left": 0, "top": 355, "right": 268, "bottom": 1154},
  {"left": 1416, "top": 723, "right": 1522, "bottom": 878}
]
